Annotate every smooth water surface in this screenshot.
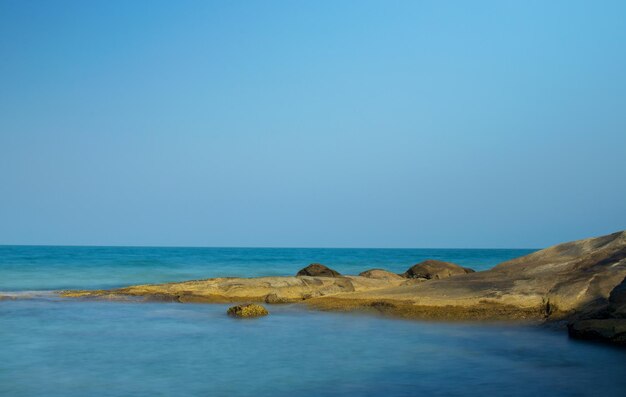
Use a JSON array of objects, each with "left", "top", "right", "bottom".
[
  {"left": 0, "top": 246, "right": 535, "bottom": 291},
  {"left": 2, "top": 298, "right": 625, "bottom": 397}
]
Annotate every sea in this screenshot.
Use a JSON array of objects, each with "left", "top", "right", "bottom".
[{"left": 1, "top": 245, "right": 625, "bottom": 397}]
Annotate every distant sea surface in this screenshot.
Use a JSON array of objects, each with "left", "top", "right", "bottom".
[
  {"left": 0, "top": 245, "right": 535, "bottom": 291},
  {"left": 2, "top": 246, "right": 626, "bottom": 397}
]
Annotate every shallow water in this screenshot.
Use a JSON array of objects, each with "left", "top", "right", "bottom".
[
  {"left": 2, "top": 298, "right": 625, "bottom": 397},
  {"left": 0, "top": 245, "right": 534, "bottom": 291},
  {"left": 2, "top": 246, "right": 625, "bottom": 397}
]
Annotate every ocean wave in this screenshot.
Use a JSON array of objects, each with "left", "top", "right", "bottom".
[{"left": 0, "top": 290, "right": 59, "bottom": 300}]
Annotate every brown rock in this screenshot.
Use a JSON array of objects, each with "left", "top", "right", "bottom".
[
  {"left": 402, "top": 260, "right": 474, "bottom": 280},
  {"left": 296, "top": 263, "right": 340, "bottom": 277},
  {"left": 359, "top": 269, "right": 404, "bottom": 280}
]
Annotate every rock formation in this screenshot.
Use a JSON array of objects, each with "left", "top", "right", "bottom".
[
  {"left": 320, "top": 231, "right": 626, "bottom": 319},
  {"left": 59, "top": 230, "right": 626, "bottom": 345}
]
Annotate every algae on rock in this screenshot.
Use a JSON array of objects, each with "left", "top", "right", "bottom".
[{"left": 227, "top": 303, "right": 269, "bottom": 318}]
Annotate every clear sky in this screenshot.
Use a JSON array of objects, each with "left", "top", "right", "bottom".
[{"left": 1, "top": 0, "right": 625, "bottom": 248}]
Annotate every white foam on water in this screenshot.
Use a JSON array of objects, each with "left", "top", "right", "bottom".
[{"left": 0, "top": 290, "right": 59, "bottom": 299}]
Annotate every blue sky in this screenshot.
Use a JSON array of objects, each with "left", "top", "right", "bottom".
[{"left": 1, "top": 0, "right": 625, "bottom": 248}]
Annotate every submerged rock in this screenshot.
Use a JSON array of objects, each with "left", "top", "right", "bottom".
[
  {"left": 359, "top": 269, "right": 404, "bottom": 280},
  {"left": 296, "top": 263, "right": 340, "bottom": 277},
  {"left": 568, "top": 319, "right": 626, "bottom": 345},
  {"left": 402, "top": 260, "right": 474, "bottom": 280},
  {"left": 227, "top": 304, "right": 269, "bottom": 318}
]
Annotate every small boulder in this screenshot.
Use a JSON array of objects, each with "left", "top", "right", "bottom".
[
  {"left": 296, "top": 263, "right": 340, "bottom": 277},
  {"left": 403, "top": 260, "right": 474, "bottom": 280},
  {"left": 227, "top": 303, "right": 269, "bottom": 318},
  {"left": 359, "top": 269, "right": 404, "bottom": 280}
]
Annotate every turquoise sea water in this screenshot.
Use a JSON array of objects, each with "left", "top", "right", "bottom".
[
  {"left": 2, "top": 246, "right": 626, "bottom": 397},
  {"left": 0, "top": 245, "right": 535, "bottom": 291}
]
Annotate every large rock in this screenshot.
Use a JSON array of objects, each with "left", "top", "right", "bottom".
[
  {"left": 317, "top": 230, "right": 626, "bottom": 323},
  {"left": 493, "top": 232, "right": 626, "bottom": 316},
  {"left": 337, "top": 231, "right": 626, "bottom": 320},
  {"left": 296, "top": 263, "right": 340, "bottom": 277},
  {"left": 402, "top": 260, "right": 474, "bottom": 280},
  {"left": 227, "top": 304, "right": 269, "bottom": 318},
  {"left": 359, "top": 269, "right": 404, "bottom": 280}
]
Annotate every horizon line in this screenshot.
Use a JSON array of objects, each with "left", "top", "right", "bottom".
[{"left": 0, "top": 243, "right": 540, "bottom": 250}]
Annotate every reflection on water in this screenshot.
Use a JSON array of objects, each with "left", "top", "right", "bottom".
[{"left": 2, "top": 298, "right": 625, "bottom": 397}]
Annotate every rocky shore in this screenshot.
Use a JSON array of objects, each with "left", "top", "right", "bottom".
[{"left": 58, "top": 230, "right": 626, "bottom": 345}]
